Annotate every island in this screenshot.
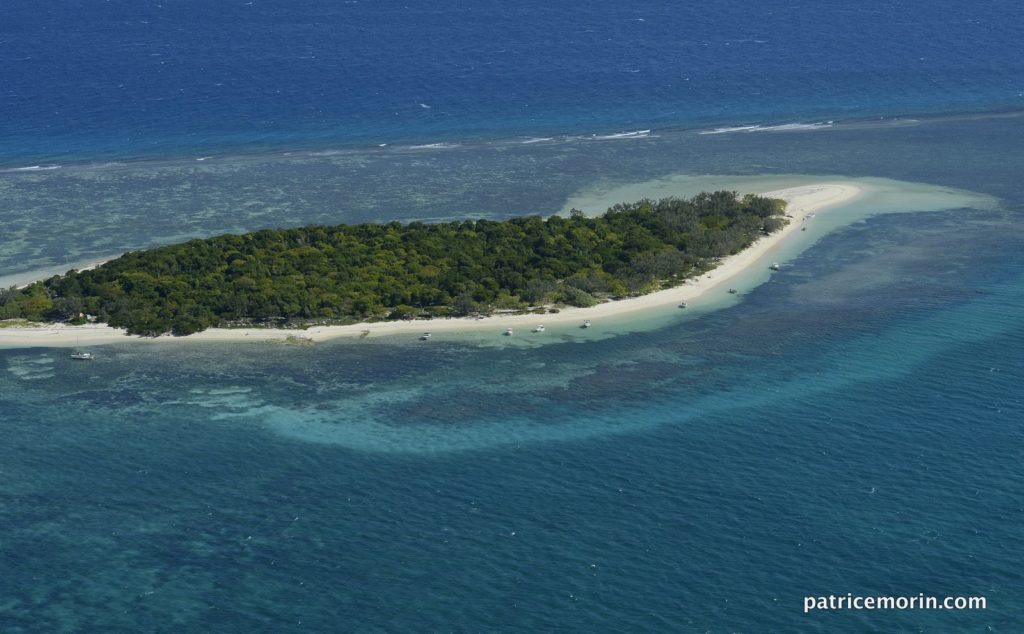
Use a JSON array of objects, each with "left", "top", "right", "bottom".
[
  {"left": 0, "top": 182, "right": 868, "bottom": 347},
  {"left": 1, "top": 191, "right": 787, "bottom": 335}
]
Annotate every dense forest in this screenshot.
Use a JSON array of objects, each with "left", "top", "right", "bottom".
[{"left": 0, "top": 191, "right": 786, "bottom": 335}]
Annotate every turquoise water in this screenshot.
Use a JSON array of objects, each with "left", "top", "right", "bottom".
[
  {"left": 3, "top": 1, "right": 1024, "bottom": 631},
  {"left": 2, "top": 204, "right": 1022, "bottom": 631},
  {"left": 3, "top": 114, "right": 1024, "bottom": 630}
]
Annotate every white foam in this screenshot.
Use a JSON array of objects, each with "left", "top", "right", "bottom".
[
  {"left": 698, "top": 125, "right": 761, "bottom": 135},
  {"left": 2, "top": 164, "right": 62, "bottom": 173},
  {"left": 406, "top": 142, "right": 461, "bottom": 150},
  {"left": 699, "top": 122, "right": 833, "bottom": 135},
  {"left": 591, "top": 129, "right": 651, "bottom": 140}
]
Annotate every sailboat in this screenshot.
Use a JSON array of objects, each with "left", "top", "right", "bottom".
[{"left": 70, "top": 334, "right": 95, "bottom": 360}]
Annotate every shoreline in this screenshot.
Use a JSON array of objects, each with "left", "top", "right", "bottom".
[
  {"left": 0, "top": 181, "right": 863, "bottom": 349},
  {"left": 0, "top": 255, "right": 120, "bottom": 291}
]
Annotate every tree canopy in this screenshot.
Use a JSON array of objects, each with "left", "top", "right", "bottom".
[{"left": 0, "top": 191, "right": 786, "bottom": 335}]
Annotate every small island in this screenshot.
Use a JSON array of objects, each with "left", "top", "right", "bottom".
[{"left": 0, "top": 191, "right": 786, "bottom": 336}]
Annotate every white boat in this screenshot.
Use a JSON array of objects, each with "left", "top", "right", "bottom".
[
  {"left": 70, "top": 351, "right": 94, "bottom": 360},
  {"left": 503, "top": 328, "right": 513, "bottom": 336},
  {"left": 533, "top": 325, "right": 545, "bottom": 333},
  {"left": 769, "top": 262, "right": 780, "bottom": 271},
  {"left": 419, "top": 332, "right": 431, "bottom": 341},
  {"left": 582, "top": 320, "right": 591, "bottom": 328}
]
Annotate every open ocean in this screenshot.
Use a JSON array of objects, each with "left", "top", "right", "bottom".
[{"left": 2, "top": 1, "right": 1023, "bottom": 632}]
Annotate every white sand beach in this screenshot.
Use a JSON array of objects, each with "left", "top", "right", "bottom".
[{"left": 0, "top": 181, "right": 863, "bottom": 349}]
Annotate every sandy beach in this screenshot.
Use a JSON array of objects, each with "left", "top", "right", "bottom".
[{"left": 0, "top": 181, "right": 863, "bottom": 349}]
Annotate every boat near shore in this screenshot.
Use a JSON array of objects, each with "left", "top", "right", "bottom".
[{"left": 70, "top": 351, "right": 94, "bottom": 360}]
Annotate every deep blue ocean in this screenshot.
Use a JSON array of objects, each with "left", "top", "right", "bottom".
[
  {"left": 3, "top": 0, "right": 1024, "bottom": 165},
  {"left": 2, "top": 1, "right": 1024, "bottom": 632}
]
